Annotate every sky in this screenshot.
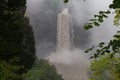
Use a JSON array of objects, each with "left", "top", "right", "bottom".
[{"left": 26, "top": 0, "right": 120, "bottom": 58}]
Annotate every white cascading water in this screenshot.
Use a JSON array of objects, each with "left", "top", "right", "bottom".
[
  {"left": 56, "top": 8, "right": 74, "bottom": 52},
  {"left": 48, "top": 8, "right": 89, "bottom": 80}
]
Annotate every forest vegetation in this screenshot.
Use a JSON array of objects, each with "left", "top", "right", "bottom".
[{"left": 0, "top": 0, "right": 63, "bottom": 80}]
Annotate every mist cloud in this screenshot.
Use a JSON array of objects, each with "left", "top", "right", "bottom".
[
  {"left": 46, "top": 48, "right": 90, "bottom": 65},
  {"left": 26, "top": 0, "right": 120, "bottom": 58},
  {"left": 26, "top": 0, "right": 120, "bottom": 79},
  {"left": 27, "top": 0, "right": 92, "bottom": 58},
  {"left": 46, "top": 48, "right": 90, "bottom": 80}
]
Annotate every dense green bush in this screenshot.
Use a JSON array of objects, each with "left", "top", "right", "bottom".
[
  {"left": 23, "top": 59, "right": 64, "bottom": 80},
  {"left": 0, "top": 60, "right": 21, "bottom": 80},
  {"left": 89, "top": 54, "right": 120, "bottom": 80}
]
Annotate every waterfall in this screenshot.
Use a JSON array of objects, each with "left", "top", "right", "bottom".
[
  {"left": 56, "top": 8, "right": 74, "bottom": 51},
  {"left": 47, "top": 8, "right": 89, "bottom": 80}
]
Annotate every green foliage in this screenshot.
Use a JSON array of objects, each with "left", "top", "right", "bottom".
[
  {"left": 7, "top": 0, "right": 26, "bottom": 11},
  {"left": 84, "top": 0, "right": 120, "bottom": 79},
  {"left": 0, "top": 60, "right": 22, "bottom": 80},
  {"left": 0, "top": 0, "right": 35, "bottom": 76},
  {"left": 114, "top": 8, "right": 120, "bottom": 26},
  {"left": 109, "top": 0, "right": 120, "bottom": 9},
  {"left": 89, "top": 54, "right": 120, "bottom": 80},
  {"left": 85, "top": 46, "right": 94, "bottom": 53},
  {"left": 64, "top": 0, "right": 120, "bottom": 29},
  {"left": 23, "top": 59, "right": 64, "bottom": 80},
  {"left": 64, "top": 0, "right": 69, "bottom": 3},
  {"left": 19, "top": 17, "right": 35, "bottom": 73},
  {"left": 85, "top": 31, "right": 120, "bottom": 59},
  {"left": 84, "top": 10, "right": 111, "bottom": 30},
  {"left": 83, "top": 0, "right": 120, "bottom": 30}
]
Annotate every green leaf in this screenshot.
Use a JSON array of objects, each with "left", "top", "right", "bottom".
[
  {"left": 94, "top": 54, "right": 98, "bottom": 58},
  {"left": 85, "top": 49, "right": 89, "bottom": 53},
  {"left": 110, "top": 40, "right": 113, "bottom": 45},
  {"left": 96, "top": 49, "right": 100, "bottom": 53},
  {"left": 84, "top": 24, "right": 93, "bottom": 30},
  {"left": 93, "top": 22, "right": 100, "bottom": 26},
  {"left": 99, "top": 11, "right": 103, "bottom": 14},
  {"left": 88, "top": 24, "right": 93, "bottom": 28},
  {"left": 114, "top": 35, "right": 120, "bottom": 38},
  {"left": 101, "top": 51, "right": 105, "bottom": 55},
  {"left": 89, "top": 46, "right": 94, "bottom": 50},
  {"left": 84, "top": 25, "right": 89, "bottom": 30},
  {"left": 102, "top": 14, "right": 108, "bottom": 18},
  {"left": 99, "top": 42, "right": 105, "bottom": 47},
  {"left": 106, "top": 10, "right": 111, "bottom": 14},
  {"left": 89, "top": 19, "right": 97, "bottom": 21},
  {"left": 94, "top": 15, "right": 99, "bottom": 17},
  {"left": 64, "top": 0, "right": 69, "bottom": 3},
  {"left": 105, "top": 50, "right": 110, "bottom": 53},
  {"left": 85, "top": 46, "right": 94, "bottom": 53},
  {"left": 112, "top": 46, "right": 117, "bottom": 52},
  {"left": 96, "top": 49, "right": 100, "bottom": 55},
  {"left": 90, "top": 56, "right": 94, "bottom": 59},
  {"left": 98, "top": 17, "right": 103, "bottom": 23}
]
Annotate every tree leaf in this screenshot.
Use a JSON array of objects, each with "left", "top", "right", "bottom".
[
  {"left": 85, "top": 49, "right": 89, "bottom": 53},
  {"left": 98, "top": 17, "right": 103, "bottom": 23},
  {"left": 94, "top": 54, "right": 98, "bottom": 58},
  {"left": 105, "top": 50, "right": 110, "bottom": 53},
  {"left": 101, "top": 51, "right": 105, "bottom": 55},
  {"left": 102, "top": 14, "right": 108, "bottom": 18},
  {"left": 64, "top": 0, "right": 69, "bottom": 3},
  {"left": 99, "top": 42, "right": 105, "bottom": 47},
  {"left": 85, "top": 46, "right": 94, "bottom": 53},
  {"left": 84, "top": 24, "right": 93, "bottom": 30},
  {"left": 84, "top": 25, "right": 89, "bottom": 30},
  {"left": 93, "top": 22, "right": 100, "bottom": 26},
  {"left": 89, "top": 19, "right": 97, "bottom": 21},
  {"left": 106, "top": 10, "right": 111, "bottom": 14}
]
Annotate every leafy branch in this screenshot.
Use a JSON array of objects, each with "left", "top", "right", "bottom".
[
  {"left": 84, "top": 10, "right": 111, "bottom": 30},
  {"left": 89, "top": 53, "right": 120, "bottom": 80},
  {"left": 114, "top": 8, "right": 120, "bottom": 26},
  {"left": 85, "top": 31, "right": 120, "bottom": 59}
]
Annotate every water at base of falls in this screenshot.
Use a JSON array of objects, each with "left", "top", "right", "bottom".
[
  {"left": 47, "top": 49, "right": 90, "bottom": 80},
  {"left": 53, "top": 62, "right": 89, "bottom": 80}
]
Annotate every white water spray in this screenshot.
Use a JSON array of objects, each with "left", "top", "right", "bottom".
[
  {"left": 56, "top": 8, "right": 74, "bottom": 51},
  {"left": 47, "top": 8, "right": 90, "bottom": 80}
]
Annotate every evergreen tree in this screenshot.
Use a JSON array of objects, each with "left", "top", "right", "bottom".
[{"left": 0, "top": 0, "right": 35, "bottom": 76}]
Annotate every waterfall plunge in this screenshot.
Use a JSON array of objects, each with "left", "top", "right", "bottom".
[
  {"left": 47, "top": 8, "right": 89, "bottom": 80},
  {"left": 56, "top": 8, "right": 74, "bottom": 52}
]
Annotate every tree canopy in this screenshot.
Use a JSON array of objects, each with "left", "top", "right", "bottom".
[
  {"left": 0, "top": 0, "right": 35, "bottom": 79},
  {"left": 23, "top": 59, "right": 64, "bottom": 80},
  {"left": 0, "top": 0, "right": 64, "bottom": 80}
]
